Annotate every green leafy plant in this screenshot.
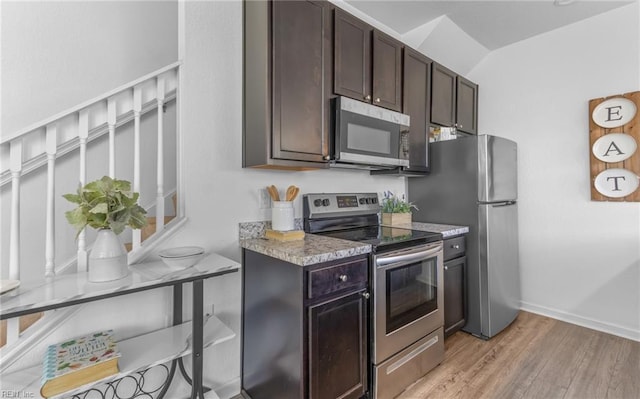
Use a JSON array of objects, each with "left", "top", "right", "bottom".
[
  {"left": 381, "top": 191, "right": 418, "bottom": 214},
  {"left": 63, "top": 176, "right": 147, "bottom": 236}
]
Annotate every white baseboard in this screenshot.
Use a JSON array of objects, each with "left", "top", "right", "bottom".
[
  {"left": 520, "top": 301, "right": 640, "bottom": 342},
  {"left": 208, "top": 377, "right": 240, "bottom": 399}
]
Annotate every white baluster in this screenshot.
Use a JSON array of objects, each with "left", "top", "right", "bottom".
[
  {"left": 45, "top": 124, "right": 57, "bottom": 277},
  {"left": 107, "top": 98, "right": 117, "bottom": 178},
  {"left": 77, "top": 110, "right": 89, "bottom": 272},
  {"left": 7, "top": 139, "right": 23, "bottom": 344},
  {"left": 156, "top": 77, "right": 166, "bottom": 232},
  {"left": 132, "top": 87, "right": 142, "bottom": 250},
  {"left": 9, "top": 139, "right": 22, "bottom": 281},
  {"left": 6, "top": 319, "right": 19, "bottom": 346}
]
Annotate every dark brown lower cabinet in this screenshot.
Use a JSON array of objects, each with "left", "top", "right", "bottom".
[
  {"left": 444, "top": 255, "right": 467, "bottom": 337},
  {"left": 310, "top": 292, "right": 368, "bottom": 399},
  {"left": 242, "top": 250, "right": 369, "bottom": 399},
  {"left": 443, "top": 236, "right": 467, "bottom": 337}
]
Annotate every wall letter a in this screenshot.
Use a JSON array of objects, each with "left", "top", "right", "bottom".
[{"left": 602, "top": 141, "right": 625, "bottom": 157}]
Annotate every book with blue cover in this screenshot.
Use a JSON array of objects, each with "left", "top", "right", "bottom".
[{"left": 40, "top": 330, "right": 120, "bottom": 397}]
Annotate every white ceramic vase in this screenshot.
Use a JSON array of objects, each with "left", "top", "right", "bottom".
[{"left": 88, "top": 228, "right": 128, "bottom": 282}]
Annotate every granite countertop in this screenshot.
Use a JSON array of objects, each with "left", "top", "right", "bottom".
[
  {"left": 240, "top": 234, "right": 371, "bottom": 267},
  {"left": 238, "top": 220, "right": 467, "bottom": 267},
  {"left": 408, "top": 222, "right": 469, "bottom": 238},
  {"left": 379, "top": 222, "right": 469, "bottom": 238}
]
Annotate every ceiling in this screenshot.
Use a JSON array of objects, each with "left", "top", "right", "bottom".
[{"left": 343, "top": 0, "right": 635, "bottom": 50}]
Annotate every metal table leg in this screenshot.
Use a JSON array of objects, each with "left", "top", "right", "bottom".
[
  {"left": 190, "top": 280, "right": 204, "bottom": 399},
  {"left": 158, "top": 282, "right": 210, "bottom": 399}
]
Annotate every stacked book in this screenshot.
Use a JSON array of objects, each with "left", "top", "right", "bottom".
[{"left": 40, "top": 330, "right": 121, "bottom": 398}]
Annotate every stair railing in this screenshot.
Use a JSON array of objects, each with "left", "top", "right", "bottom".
[{"left": 0, "top": 61, "right": 182, "bottom": 347}]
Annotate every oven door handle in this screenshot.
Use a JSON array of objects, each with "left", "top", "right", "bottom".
[{"left": 376, "top": 243, "right": 442, "bottom": 268}]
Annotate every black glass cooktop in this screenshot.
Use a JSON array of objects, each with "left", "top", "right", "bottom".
[{"left": 317, "top": 225, "right": 442, "bottom": 252}]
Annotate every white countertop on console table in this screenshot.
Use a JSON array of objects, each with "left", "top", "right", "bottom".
[
  {"left": 408, "top": 222, "right": 469, "bottom": 238},
  {"left": 240, "top": 234, "right": 371, "bottom": 267},
  {"left": 0, "top": 252, "right": 239, "bottom": 320}
]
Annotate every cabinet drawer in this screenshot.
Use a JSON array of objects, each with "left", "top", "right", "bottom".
[
  {"left": 308, "top": 259, "right": 368, "bottom": 299},
  {"left": 444, "top": 236, "right": 465, "bottom": 261}
]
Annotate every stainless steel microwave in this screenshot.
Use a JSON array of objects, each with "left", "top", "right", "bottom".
[{"left": 332, "top": 96, "right": 410, "bottom": 169}]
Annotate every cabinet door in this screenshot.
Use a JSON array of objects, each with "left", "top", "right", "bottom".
[
  {"left": 334, "top": 9, "right": 371, "bottom": 103},
  {"left": 456, "top": 76, "right": 478, "bottom": 135},
  {"left": 402, "top": 47, "right": 431, "bottom": 172},
  {"left": 309, "top": 291, "right": 367, "bottom": 399},
  {"left": 444, "top": 256, "right": 467, "bottom": 337},
  {"left": 372, "top": 30, "right": 403, "bottom": 112},
  {"left": 431, "top": 62, "right": 457, "bottom": 128},
  {"left": 272, "top": 0, "right": 330, "bottom": 162}
]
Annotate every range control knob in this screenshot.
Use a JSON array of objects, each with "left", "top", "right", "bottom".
[
  {"left": 322, "top": 199, "right": 330, "bottom": 207},
  {"left": 372, "top": 197, "right": 378, "bottom": 204},
  {"left": 365, "top": 198, "right": 372, "bottom": 204},
  {"left": 313, "top": 199, "right": 322, "bottom": 207},
  {"left": 359, "top": 198, "right": 366, "bottom": 204}
]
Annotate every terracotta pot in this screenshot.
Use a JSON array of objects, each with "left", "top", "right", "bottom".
[{"left": 88, "top": 229, "right": 128, "bottom": 282}]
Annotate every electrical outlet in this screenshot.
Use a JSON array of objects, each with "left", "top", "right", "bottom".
[{"left": 258, "top": 188, "right": 272, "bottom": 209}]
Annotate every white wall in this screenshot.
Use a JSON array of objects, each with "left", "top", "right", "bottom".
[
  {"left": 468, "top": 2, "right": 640, "bottom": 340},
  {"left": 1, "top": 1, "right": 179, "bottom": 138}
]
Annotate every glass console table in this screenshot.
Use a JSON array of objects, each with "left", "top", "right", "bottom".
[{"left": 0, "top": 252, "right": 239, "bottom": 399}]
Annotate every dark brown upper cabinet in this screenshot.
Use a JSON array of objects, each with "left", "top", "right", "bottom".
[
  {"left": 431, "top": 62, "right": 457, "bottom": 128},
  {"left": 431, "top": 62, "right": 478, "bottom": 135},
  {"left": 334, "top": 9, "right": 371, "bottom": 103},
  {"left": 372, "top": 31, "right": 402, "bottom": 112},
  {"left": 243, "top": 0, "right": 331, "bottom": 169},
  {"left": 456, "top": 76, "right": 478, "bottom": 135},
  {"left": 402, "top": 47, "right": 432, "bottom": 173},
  {"left": 334, "top": 9, "right": 403, "bottom": 112}
]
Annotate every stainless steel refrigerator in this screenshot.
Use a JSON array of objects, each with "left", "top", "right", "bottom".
[{"left": 408, "top": 134, "right": 520, "bottom": 339}]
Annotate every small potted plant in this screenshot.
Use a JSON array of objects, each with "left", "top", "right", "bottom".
[
  {"left": 381, "top": 191, "right": 418, "bottom": 226},
  {"left": 64, "top": 176, "right": 147, "bottom": 282}
]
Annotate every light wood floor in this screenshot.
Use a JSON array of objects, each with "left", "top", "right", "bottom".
[{"left": 398, "top": 311, "right": 640, "bottom": 399}]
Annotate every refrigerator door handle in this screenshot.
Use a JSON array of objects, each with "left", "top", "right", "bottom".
[
  {"left": 492, "top": 200, "right": 517, "bottom": 207},
  {"left": 477, "top": 200, "right": 517, "bottom": 207}
]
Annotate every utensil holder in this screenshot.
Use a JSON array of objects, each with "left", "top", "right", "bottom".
[{"left": 272, "top": 201, "right": 294, "bottom": 231}]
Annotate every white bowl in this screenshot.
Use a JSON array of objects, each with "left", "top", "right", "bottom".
[
  {"left": 158, "top": 246, "right": 204, "bottom": 258},
  {"left": 159, "top": 252, "right": 204, "bottom": 270}
]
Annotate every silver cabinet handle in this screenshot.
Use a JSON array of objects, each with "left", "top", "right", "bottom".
[
  {"left": 362, "top": 292, "right": 370, "bottom": 299},
  {"left": 375, "top": 98, "right": 381, "bottom": 103},
  {"left": 444, "top": 266, "right": 449, "bottom": 270},
  {"left": 323, "top": 155, "right": 330, "bottom": 160},
  {"left": 452, "top": 244, "right": 460, "bottom": 249},
  {"left": 364, "top": 95, "right": 371, "bottom": 101},
  {"left": 338, "top": 274, "right": 348, "bottom": 282}
]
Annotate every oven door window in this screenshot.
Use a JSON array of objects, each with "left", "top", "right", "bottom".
[{"left": 386, "top": 256, "right": 438, "bottom": 334}]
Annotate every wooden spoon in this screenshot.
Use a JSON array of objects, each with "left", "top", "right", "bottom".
[
  {"left": 291, "top": 186, "right": 300, "bottom": 201},
  {"left": 287, "top": 186, "right": 300, "bottom": 202},
  {"left": 267, "top": 185, "right": 280, "bottom": 202},
  {"left": 285, "top": 185, "right": 296, "bottom": 201}
]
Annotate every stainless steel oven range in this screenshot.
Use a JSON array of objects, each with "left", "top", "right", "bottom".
[{"left": 303, "top": 193, "right": 445, "bottom": 399}]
